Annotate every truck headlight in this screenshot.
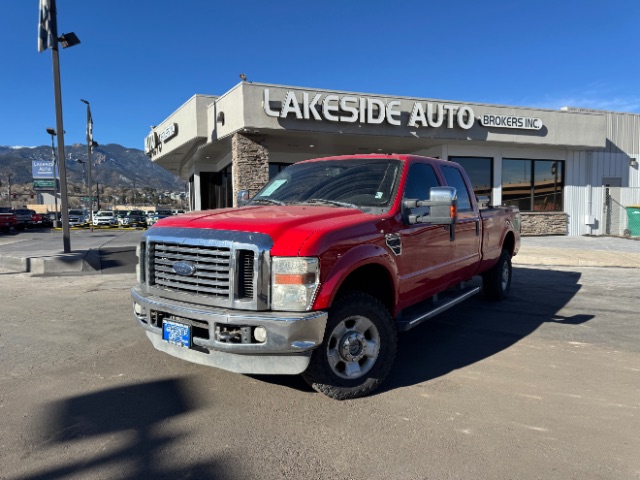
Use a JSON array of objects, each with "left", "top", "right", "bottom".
[{"left": 271, "top": 257, "right": 320, "bottom": 311}]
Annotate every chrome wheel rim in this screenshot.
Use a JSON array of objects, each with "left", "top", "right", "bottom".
[{"left": 326, "top": 315, "right": 380, "bottom": 380}]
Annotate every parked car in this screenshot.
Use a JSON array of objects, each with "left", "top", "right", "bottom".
[
  {"left": 0, "top": 211, "right": 17, "bottom": 233},
  {"left": 93, "top": 210, "right": 118, "bottom": 227},
  {"left": 39, "top": 213, "right": 55, "bottom": 228},
  {"left": 119, "top": 210, "right": 147, "bottom": 228},
  {"left": 68, "top": 209, "right": 90, "bottom": 227},
  {"left": 146, "top": 209, "right": 173, "bottom": 227}
]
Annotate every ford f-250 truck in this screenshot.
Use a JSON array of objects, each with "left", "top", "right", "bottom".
[{"left": 131, "top": 154, "right": 520, "bottom": 399}]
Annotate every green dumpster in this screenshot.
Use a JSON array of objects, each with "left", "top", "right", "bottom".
[{"left": 626, "top": 206, "right": 640, "bottom": 237}]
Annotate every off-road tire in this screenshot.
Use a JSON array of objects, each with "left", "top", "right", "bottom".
[
  {"left": 482, "top": 249, "right": 512, "bottom": 301},
  {"left": 302, "top": 292, "right": 397, "bottom": 400}
]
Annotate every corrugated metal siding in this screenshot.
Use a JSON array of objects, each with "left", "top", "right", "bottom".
[
  {"left": 564, "top": 111, "right": 640, "bottom": 235},
  {"left": 607, "top": 112, "right": 640, "bottom": 154}
]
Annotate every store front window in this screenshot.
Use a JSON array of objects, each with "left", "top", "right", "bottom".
[
  {"left": 449, "top": 156, "right": 493, "bottom": 203},
  {"left": 269, "top": 162, "right": 291, "bottom": 179},
  {"left": 502, "top": 159, "right": 563, "bottom": 211}
]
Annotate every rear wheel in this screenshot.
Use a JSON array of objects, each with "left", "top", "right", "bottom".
[
  {"left": 482, "top": 249, "right": 512, "bottom": 300},
  {"left": 302, "top": 292, "right": 397, "bottom": 400}
]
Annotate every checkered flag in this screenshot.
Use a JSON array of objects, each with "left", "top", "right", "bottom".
[
  {"left": 87, "top": 108, "right": 93, "bottom": 144},
  {"left": 38, "top": 0, "right": 55, "bottom": 52}
]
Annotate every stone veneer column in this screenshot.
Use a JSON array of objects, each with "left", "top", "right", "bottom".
[{"left": 232, "top": 132, "right": 269, "bottom": 207}]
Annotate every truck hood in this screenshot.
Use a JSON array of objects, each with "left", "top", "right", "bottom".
[{"left": 152, "top": 205, "right": 379, "bottom": 255}]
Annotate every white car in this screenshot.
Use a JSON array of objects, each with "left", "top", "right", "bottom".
[{"left": 93, "top": 210, "right": 117, "bottom": 226}]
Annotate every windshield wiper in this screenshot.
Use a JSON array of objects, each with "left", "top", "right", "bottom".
[
  {"left": 250, "top": 198, "right": 286, "bottom": 206},
  {"left": 305, "top": 198, "right": 360, "bottom": 209}
]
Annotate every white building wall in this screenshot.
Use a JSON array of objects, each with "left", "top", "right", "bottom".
[{"left": 565, "top": 110, "right": 640, "bottom": 236}]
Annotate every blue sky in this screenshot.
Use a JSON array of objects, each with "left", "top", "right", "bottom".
[{"left": 1, "top": 0, "right": 638, "bottom": 149}]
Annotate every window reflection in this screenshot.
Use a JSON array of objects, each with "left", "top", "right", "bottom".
[
  {"left": 502, "top": 159, "right": 563, "bottom": 211},
  {"left": 449, "top": 157, "right": 492, "bottom": 204}
]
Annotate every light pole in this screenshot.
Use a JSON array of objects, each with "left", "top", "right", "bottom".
[
  {"left": 46, "top": 127, "right": 59, "bottom": 227},
  {"left": 39, "top": 0, "right": 80, "bottom": 251}
]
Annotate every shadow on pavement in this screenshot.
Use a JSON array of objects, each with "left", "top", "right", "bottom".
[
  {"left": 17, "top": 378, "right": 235, "bottom": 480},
  {"left": 98, "top": 246, "right": 137, "bottom": 274},
  {"left": 384, "top": 267, "right": 592, "bottom": 393},
  {"left": 255, "top": 267, "right": 593, "bottom": 396}
]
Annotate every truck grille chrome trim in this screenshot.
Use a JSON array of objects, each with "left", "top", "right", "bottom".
[
  {"left": 152, "top": 243, "right": 232, "bottom": 298},
  {"left": 141, "top": 227, "right": 273, "bottom": 311}
]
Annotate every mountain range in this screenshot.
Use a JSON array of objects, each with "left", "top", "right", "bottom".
[{"left": 0, "top": 144, "right": 184, "bottom": 191}]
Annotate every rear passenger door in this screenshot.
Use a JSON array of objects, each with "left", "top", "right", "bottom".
[{"left": 440, "top": 164, "right": 481, "bottom": 281}]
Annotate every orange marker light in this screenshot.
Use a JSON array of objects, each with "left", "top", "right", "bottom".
[{"left": 274, "top": 273, "right": 315, "bottom": 285}]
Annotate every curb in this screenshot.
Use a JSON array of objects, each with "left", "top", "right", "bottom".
[
  {"left": 0, "top": 249, "right": 102, "bottom": 274},
  {"left": 0, "top": 254, "right": 30, "bottom": 272}
]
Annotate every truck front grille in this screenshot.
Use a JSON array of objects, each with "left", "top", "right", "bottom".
[
  {"left": 142, "top": 227, "right": 272, "bottom": 311},
  {"left": 151, "top": 242, "right": 233, "bottom": 300}
]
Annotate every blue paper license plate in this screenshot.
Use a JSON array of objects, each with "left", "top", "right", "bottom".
[{"left": 162, "top": 320, "right": 191, "bottom": 348}]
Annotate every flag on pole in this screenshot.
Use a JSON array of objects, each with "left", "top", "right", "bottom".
[
  {"left": 87, "top": 108, "right": 93, "bottom": 144},
  {"left": 38, "top": 0, "right": 54, "bottom": 52}
]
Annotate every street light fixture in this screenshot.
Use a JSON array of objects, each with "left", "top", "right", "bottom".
[{"left": 58, "top": 32, "right": 80, "bottom": 49}]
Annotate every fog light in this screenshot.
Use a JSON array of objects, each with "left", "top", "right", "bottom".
[
  {"left": 253, "top": 326, "right": 267, "bottom": 342},
  {"left": 134, "top": 303, "right": 143, "bottom": 317}
]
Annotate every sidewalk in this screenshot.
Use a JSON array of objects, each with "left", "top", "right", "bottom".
[
  {"left": 1, "top": 229, "right": 640, "bottom": 275},
  {"left": 0, "top": 229, "right": 143, "bottom": 275},
  {"left": 515, "top": 235, "right": 640, "bottom": 268}
]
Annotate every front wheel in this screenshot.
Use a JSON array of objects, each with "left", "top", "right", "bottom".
[
  {"left": 482, "top": 249, "right": 512, "bottom": 300},
  {"left": 302, "top": 292, "right": 397, "bottom": 400}
]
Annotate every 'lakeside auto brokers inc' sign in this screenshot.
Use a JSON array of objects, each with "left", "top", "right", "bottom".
[{"left": 263, "top": 89, "right": 543, "bottom": 131}]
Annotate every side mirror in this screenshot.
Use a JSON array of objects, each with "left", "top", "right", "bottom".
[
  {"left": 237, "top": 189, "right": 250, "bottom": 207},
  {"left": 403, "top": 186, "right": 458, "bottom": 225}
]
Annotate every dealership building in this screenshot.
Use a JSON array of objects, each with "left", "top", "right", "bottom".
[{"left": 145, "top": 82, "right": 640, "bottom": 236}]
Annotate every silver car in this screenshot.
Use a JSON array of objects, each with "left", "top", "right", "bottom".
[{"left": 68, "top": 209, "right": 90, "bottom": 227}]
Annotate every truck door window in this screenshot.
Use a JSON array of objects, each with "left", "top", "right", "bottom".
[
  {"left": 403, "top": 163, "right": 440, "bottom": 219},
  {"left": 441, "top": 166, "right": 473, "bottom": 211}
]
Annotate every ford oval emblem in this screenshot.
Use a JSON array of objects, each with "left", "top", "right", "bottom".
[{"left": 172, "top": 261, "right": 196, "bottom": 276}]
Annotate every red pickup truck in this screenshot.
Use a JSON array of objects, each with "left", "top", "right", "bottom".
[
  {"left": 132, "top": 154, "right": 520, "bottom": 399},
  {"left": 0, "top": 211, "right": 18, "bottom": 233}
]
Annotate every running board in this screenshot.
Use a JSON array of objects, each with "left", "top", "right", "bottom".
[{"left": 395, "top": 285, "right": 480, "bottom": 332}]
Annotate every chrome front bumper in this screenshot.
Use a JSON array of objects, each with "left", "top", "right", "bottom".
[{"left": 131, "top": 287, "right": 328, "bottom": 375}]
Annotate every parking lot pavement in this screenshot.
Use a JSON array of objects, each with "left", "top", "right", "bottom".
[{"left": 0, "top": 266, "right": 638, "bottom": 479}]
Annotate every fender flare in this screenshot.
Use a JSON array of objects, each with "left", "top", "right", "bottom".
[{"left": 313, "top": 244, "right": 398, "bottom": 310}]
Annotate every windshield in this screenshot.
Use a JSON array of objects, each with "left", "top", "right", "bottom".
[
  {"left": 250, "top": 158, "right": 402, "bottom": 213},
  {"left": 96, "top": 211, "right": 113, "bottom": 216}
]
